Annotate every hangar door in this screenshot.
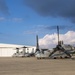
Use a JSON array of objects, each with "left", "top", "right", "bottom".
[{"left": 0, "top": 48, "right": 16, "bottom": 57}]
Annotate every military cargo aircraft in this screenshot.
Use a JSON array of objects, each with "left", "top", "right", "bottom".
[{"left": 35, "top": 26, "right": 75, "bottom": 59}]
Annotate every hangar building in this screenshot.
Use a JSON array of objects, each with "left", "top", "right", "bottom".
[{"left": 0, "top": 43, "right": 36, "bottom": 57}]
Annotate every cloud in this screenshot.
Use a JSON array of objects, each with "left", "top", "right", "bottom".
[
  {"left": 0, "top": 17, "right": 24, "bottom": 22},
  {"left": 39, "top": 31, "right": 75, "bottom": 49},
  {"left": 0, "top": 17, "right": 5, "bottom": 21},
  {"left": 37, "top": 25, "right": 71, "bottom": 30},
  {"left": 23, "top": 30, "right": 39, "bottom": 35},
  {"left": 0, "top": 0, "right": 9, "bottom": 15},
  {"left": 11, "top": 18, "right": 24, "bottom": 22},
  {"left": 24, "top": 0, "right": 75, "bottom": 22}
]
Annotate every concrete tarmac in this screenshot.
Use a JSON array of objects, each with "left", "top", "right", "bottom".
[{"left": 0, "top": 57, "right": 75, "bottom": 75}]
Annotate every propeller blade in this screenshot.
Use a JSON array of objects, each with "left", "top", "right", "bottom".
[
  {"left": 35, "top": 35, "right": 40, "bottom": 52},
  {"left": 57, "top": 26, "right": 59, "bottom": 45}
]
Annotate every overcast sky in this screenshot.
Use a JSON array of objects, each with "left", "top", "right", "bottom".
[{"left": 0, "top": 0, "right": 75, "bottom": 48}]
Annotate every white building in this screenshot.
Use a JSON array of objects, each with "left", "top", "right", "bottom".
[{"left": 0, "top": 43, "right": 36, "bottom": 57}]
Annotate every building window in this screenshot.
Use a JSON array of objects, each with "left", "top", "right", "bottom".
[
  {"left": 32, "top": 48, "right": 34, "bottom": 53},
  {"left": 27, "top": 48, "right": 29, "bottom": 50},
  {"left": 27, "top": 48, "right": 29, "bottom": 53}
]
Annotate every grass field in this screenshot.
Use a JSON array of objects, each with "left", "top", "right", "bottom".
[{"left": 0, "top": 57, "right": 75, "bottom": 75}]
